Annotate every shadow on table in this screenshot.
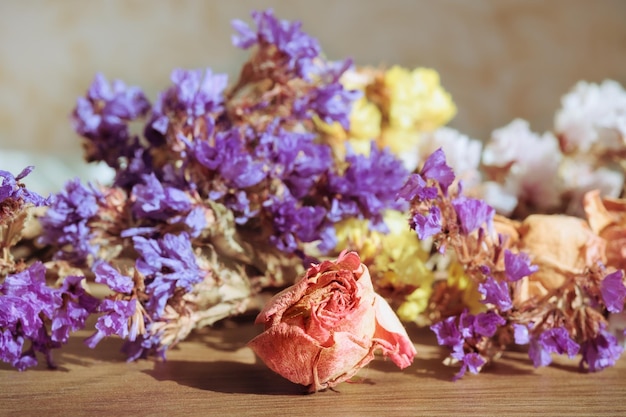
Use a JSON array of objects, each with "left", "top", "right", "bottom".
[
  {"left": 143, "top": 359, "right": 306, "bottom": 395},
  {"left": 366, "top": 352, "right": 536, "bottom": 382},
  {"left": 184, "top": 319, "right": 261, "bottom": 352},
  {"left": 503, "top": 349, "right": 584, "bottom": 375},
  {"left": 0, "top": 331, "right": 126, "bottom": 372}
]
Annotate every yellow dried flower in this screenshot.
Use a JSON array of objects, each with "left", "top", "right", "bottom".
[
  {"left": 397, "top": 287, "right": 431, "bottom": 322},
  {"left": 349, "top": 97, "right": 382, "bottom": 141},
  {"left": 446, "top": 261, "right": 484, "bottom": 314},
  {"left": 333, "top": 217, "right": 381, "bottom": 261},
  {"left": 384, "top": 66, "right": 456, "bottom": 132}
]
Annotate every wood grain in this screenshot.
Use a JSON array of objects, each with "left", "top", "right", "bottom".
[{"left": 2, "top": 321, "right": 625, "bottom": 417}]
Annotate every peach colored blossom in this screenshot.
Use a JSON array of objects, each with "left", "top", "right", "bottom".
[
  {"left": 515, "top": 214, "right": 606, "bottom": 301},
  {"left": 248, "top": 251, "right": 416, "bottom": 392},
  {"left": 584, "top": 190, "right": 626, "bottom": 271}
]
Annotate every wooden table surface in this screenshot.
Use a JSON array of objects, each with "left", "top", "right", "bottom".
[{"left": 2, "top": 319, "right": 625, "bottom": 417}]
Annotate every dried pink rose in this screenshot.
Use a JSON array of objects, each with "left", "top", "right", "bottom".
[{"left": 248, "top": 251, "right": 416, "bottom": 392}]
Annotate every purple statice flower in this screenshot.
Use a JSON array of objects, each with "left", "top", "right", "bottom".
[
  {"left": 0, "top": 166, "right": 48, "bottom": 208},
  {"left": 50, "top": 275, "right": 99, "bottom": 343},
  {"left": 121, "top": 325, "right": 166, "bottom": 362},
  {"left": 529, "top": 327, "right": 580, "bottom": 367},
  {"left": 133, "top": 233, "right": 202, "bottom": 318},
  {"left": 166, "top": 68, "right": 228, "bottom": 117},
  {"left": 473, "top": 311, "right": 506, "bottom": 338},
  {"left": 254, "top": 125, "right": 331, "bottom": 199},
  {"left": 457, "top": 310, "right": 476, "bottom": 339},
  {"left": 513, "top": 323, "right": 530, "bottom": 345},
  {"left": 420, "top": 148, "right": 455, "bottom": 193},
  {"left": 580, "top": 327, "right": 624, "bottom": 372},
  {"left": 183, "top": 206, "right": 208, "bottom": 238},
  {"left": 85, "top": 298, "right": 137, "bottom": 349},
  {"left": 2, "top": 262, "right": 58, "bottom": 323},
  {"left": 452, "top": 352, "right": 486, "bottom": 381},
  {"left": 0, "top": 329, "right": 26, "bottom": 369},
  {"left": 528, "top": 337, "right": 553, "bottom": 368},
  {"left": 326, "top": 195, "right": 359, "bottom": 224},
  {"left": 478, "top": 276, "right": 513, "bottom": 312},
  {"left": 93, "top": 260, "right": 134, "bottom": 293},
  {"left": 452, "top": 196, "right": 495, "bottom": 236},
  {"left": 431, "top": 316, "right": 463, "bottom": 348},
  {"left": 1, "top": 263, "right": 96, "bottom": 370},
  {"left": 131, "top": 173, "right": 191, "bottom": 221},
  {"left": 410, "top": 206, "right": 442, "bottom": 240},
  {"left": 600, "top": 270, "right": 626, "bottom": 313},
  {"left": 293, "top": 81, "right": 362, "bottom": 129},
  {"left": 146, "top": 68, "right": 228, "bottom": 144},
  {"left": 326, "top": 142, "right": 409, "bottom": 230},
  {"left": 72, "top": 73, "right": 150, "bottom": 165},
  {"left": 190, "top": 128, "right": 266, "bottom": 191},
  {"left": 396, "top": 174, "right": 438, "bottom": 203},
  {"left": 315, "top": 225, "right": 339, "bottom": 255},
  {"left": 223, "top": 191, "right": 259, "bottom": 225},
  {"left": 39, "top": 179, "right": 103, "bottom": 265},
  {"left": 231, "top": 19, "right": 257, "bottom": 49},
  {"left": 112, "top": 146, "right": 155, "bottom": 189},
  {"left": 231, "top": 9, "right": 321, "bottom": 78},
  {"left": 267, "top": 195, "right": 328, "bottom": 253},
  {"left": 431, "top": 311, "right": 499, "bottom": 380},
  {"left": 504, "top": 249, "right": 538, "bottom": 281}
]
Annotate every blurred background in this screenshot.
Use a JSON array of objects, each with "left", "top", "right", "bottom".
[{"left": 1, "top": 0, "right": 625, "bottom": 193}]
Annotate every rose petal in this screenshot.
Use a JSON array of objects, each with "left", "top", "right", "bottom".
[
  {"left": 248, "top": 322, "right": 321, "bottom": 387},
  {"left": 254, "top": 275, "right": 312, "bottom": 326},
  {"left": 372, "top": 294, "right": 416, "bottom": 369},
  {"left": 315, "top": 331, "right": 374, "bottom": 390}
]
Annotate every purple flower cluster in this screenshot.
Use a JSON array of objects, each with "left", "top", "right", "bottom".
[
  {"left": 515, "top": 326, "right": 580, "bottom": 368},
  {"left": 27, "top": 8, "right": 409, "bottom": 366},
  {"left": 134, "top": 233, "right": 203, "bottom": 317},
  {"left": 72, "top": 72, "right": 151, "bottom": 167},
  {"left": 504, "top": 249, "right": 539, "bottom": 281},
  {"left": 293, "top": 64, "right": 363, "bottom": 129},
  {"left": 452, "top": 196, "right": 495, "bottom": 236},
  {"left": 0, "top": 262, "right": 98, "bottom": 370},
  {"left": 398, "top": 147, "right": 495, "bottom": 240},
  {"left": 85, "top": 298, "right": 137, "bottom": 349},
  {"left": 39, "top": 179, "right": 103, "bottom": 266},
  {"left": 0, "top": 166, "right": 47, "bottom": 210},
  {"left": 189, "top": 128, "right": 267, "bottom": 200},
  {"left": 400, "top": 147, "right": 625, "bottom": 379},
  {"left": 600, "top": 270, "right": 626, "bottom": 313},
  {"left": 229, "top": 9, "right": 360, "bottom": 129},
  {"left": 146, "top": 68, "right": 228, "bottom": 146},
  {"left": 267, "top": 196, "right": 329, "bottom": 253},
  {"left": 396, "top": 148, "right": 451, "bottom": 240},
  {"left": 232, "top": 8, "right": 321, "bottom": 79},
  {"left": 85, "top": 233, "right": 204, "bottom": 361},
  {"left": 327, "top": 143, "right": 409, "bottom": 231},
  {"left": 473, "top": 251, "right": 538, "bottom": 315},
  {"left": 131, "top": 173, "right": 192, "bottom": 221},
  {"left": 255, "top": 125, "right": 330, "bottom": 197},
  {"left": 84, "top": 261, "right": 137, "bottom": 349},
  {"left": 430, "top": 310, "right": 505, "bottom": 380},
  {"left": 579, "top": 327, "right": 624, "bottom": 372},
  {"left": 478, "top": 276, "right": 513, "bottom": 311}
]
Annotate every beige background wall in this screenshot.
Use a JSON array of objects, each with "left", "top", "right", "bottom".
[{"left": 1, "top": 0, "right": 625, "bottom": 190}]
